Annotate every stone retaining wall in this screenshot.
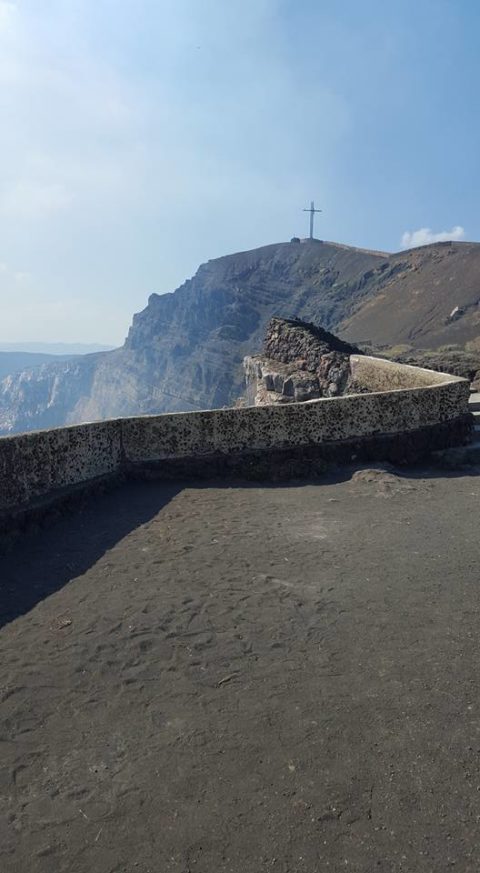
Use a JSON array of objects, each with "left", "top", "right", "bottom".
[
  {"left": 0, "top": 357, "right": 472, "bottom": 530},
  {"left": 350, "top": 355, "right": 458, "bottom": 391}
]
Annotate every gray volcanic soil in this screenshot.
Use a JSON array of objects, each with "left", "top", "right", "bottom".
[{"left": 1, "top": 469, "right": 480, "bottom": 872}]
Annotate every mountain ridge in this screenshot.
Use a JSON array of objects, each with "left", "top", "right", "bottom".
[
  {"left": 0, "top": 342, "right": 114, "bottom": 355},
  {"left": 0, "top": 351, "right": 78, "bottom": 382},
  {"left": 339, "top": 240, "right": 480, "bottom": 348},
  {"left": 1, "top": 238, "right": 479, "bottom": 435}
]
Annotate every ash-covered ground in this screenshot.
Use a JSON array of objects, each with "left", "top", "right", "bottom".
[{"left": 1, "top": 468, "right": 480, "bottom": 872}]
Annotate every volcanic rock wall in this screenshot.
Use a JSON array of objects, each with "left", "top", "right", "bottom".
[
  {"left": 244, "top": 317, "right": 362, "bottom": 406},
  {"left": 0, "top": 357, "right": 471, "bottom": 543}
]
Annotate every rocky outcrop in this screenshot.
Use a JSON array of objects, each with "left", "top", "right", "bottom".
[
  {"left": 0, "top": 241, "right": 384, "bottom": 434},
  {"left": 3, "top": 237, "right": 480, "bottom": 435},
  {"left": 244, "top": 317, "right": 362, "bottom": 406}
]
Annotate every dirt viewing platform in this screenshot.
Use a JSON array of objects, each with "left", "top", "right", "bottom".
[{"left": 1, "top": 467, "right": 480, "bottom": 872}]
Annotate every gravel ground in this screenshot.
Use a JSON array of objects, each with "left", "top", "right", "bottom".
[{"left": 1, "top": 467, "right": 480, "bottom": 873}]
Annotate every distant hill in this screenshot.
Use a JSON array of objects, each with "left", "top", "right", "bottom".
[
  {"left": 1, "top": 238, "right": 480, "bottom": 435},
  {"left": 338, "top": 241, "right": 480, "bottom": 349},
  {"left": 0, "top": 342, "right": 114, "bottom": 355},
  {"left": 0, "top": 351, "right": 76, "bottom": 381}
]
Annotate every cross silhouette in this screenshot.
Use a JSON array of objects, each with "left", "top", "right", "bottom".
[{"left": 303, "top": 201, "right": 322, "bottom": 239}]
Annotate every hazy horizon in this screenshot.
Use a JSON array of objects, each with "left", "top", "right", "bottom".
[
  {"left": 1, "top": 0, "right": 480, "bottom": 344},
  {"left": 0, "top": 341, "right": 115, "bottom": 353}
]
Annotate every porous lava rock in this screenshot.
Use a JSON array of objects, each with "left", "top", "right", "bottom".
[{"left": 244, "top": 317, "right": 362, "bottom": 406}]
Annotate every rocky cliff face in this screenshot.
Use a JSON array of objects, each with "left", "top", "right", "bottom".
[
  {"left": 0, "top": 355, "right": 103, "bottom": 433},
  {"left": 3, "top": 237, "right": 480, "bottom": 435},
  {"left": 0, "top": 240, "right": 383, "bottom": 434},
  {"left": 244, "top": 317, "right": 361, "bottom": 405}
]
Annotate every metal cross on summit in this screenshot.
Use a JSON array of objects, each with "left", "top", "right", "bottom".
[{"left": 303, "top": 200, "right": 322, "bottom": 239}]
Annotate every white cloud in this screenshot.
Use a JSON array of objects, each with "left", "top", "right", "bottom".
[{"left": 401, "top": 225, "right": 465, "bottom": 249}]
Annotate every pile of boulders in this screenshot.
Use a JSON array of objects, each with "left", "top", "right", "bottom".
[{"left": 244, "top": 317, "right": 363, "bottom": 406}]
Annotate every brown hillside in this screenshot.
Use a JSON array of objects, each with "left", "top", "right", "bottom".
[
  {"left": 2, "top": 237, "right": 480, "bottom": 433},
  {"left": 339, "top": 241, "right": 480, "bottom": 349}
]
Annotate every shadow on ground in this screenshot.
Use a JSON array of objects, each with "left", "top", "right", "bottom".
[
  {"left": 0, "top": 481, "right": 182, "bottom": 629},
  {"left": 0, "top": 461, "right": 478, "bottom": 630}
]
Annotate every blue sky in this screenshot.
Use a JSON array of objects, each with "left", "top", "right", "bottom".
[{"left": 0, "top": 0, "right": 479, "bottom": 344}]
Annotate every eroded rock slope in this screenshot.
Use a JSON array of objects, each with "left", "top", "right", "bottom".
[
  {"left": 2, "top": 237, "right": 480, "bottom": 434},
  {"left": 0, "top": 240, "right": 383, "bottom": 433}
]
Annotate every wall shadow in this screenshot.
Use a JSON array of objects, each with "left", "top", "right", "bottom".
[
  {"left": 0, "top": 480, "right": 181, "bottom": 630},
  {"left": 1, "top": 461, "right": 479, "bottom": 630}
]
